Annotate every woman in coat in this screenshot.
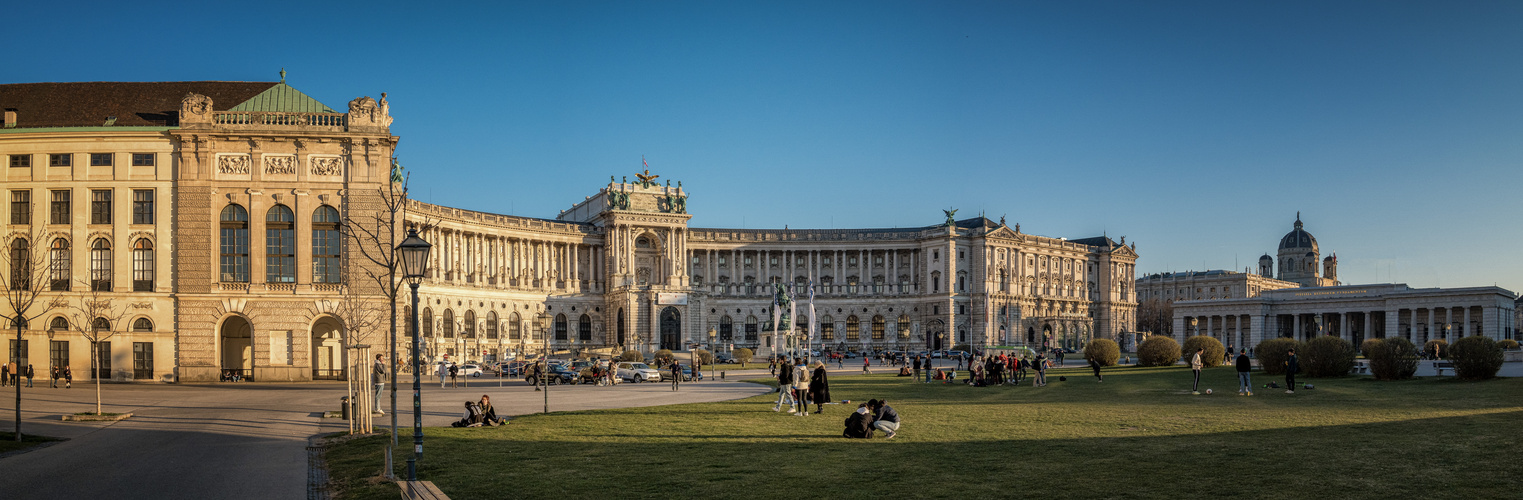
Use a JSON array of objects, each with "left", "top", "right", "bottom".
[{"left": 809, "top": 361, "right": 831, "bottom": 414}]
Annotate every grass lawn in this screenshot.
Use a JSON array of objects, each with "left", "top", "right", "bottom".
[
  {"left": 0, "top": 432, "right": 62, "bottom": 455},
  {"left": 326, "top": 364, "right": 1522, "bottom": 499}
]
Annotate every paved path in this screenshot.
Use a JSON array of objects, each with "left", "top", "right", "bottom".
[{"left": 0, "top": 376, "right": 770, "bottom": 499}]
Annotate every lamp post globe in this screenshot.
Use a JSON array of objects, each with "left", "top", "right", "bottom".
[{"left": 394, "top": 228, "right": 430, "bottom": 482}]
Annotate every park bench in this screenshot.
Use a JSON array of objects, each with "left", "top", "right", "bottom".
[
  {"left": 399, "top": 480, "right": 450, "bottom": 500},
  {"left": 1352, "top": 361, "right": 1369, "bottom": 374},
  {"left": 1433, "top": 361, "right": 1454, "bottom": 377}
]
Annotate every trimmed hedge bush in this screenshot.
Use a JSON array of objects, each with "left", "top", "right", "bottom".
[
  {"left": 1137, "top": 337, "right": 1181, "bottom": 367},
  {"left": 1359, "top": 339, "right": 1381, "bottom": 357},
  {"left": 654, "top": 349, "right": 675, "bottom": 366},
  {"left": 733, "top": 348, "right": 754, "bottom": 367},
  {"left": 1368, "top": 337, "right": 1419, "bottom": 381},
  {"left": 1302, "top": 336, "right": 1356, "bottom": 377},
  {"left": 1497, "top": 339, "right": 1519, "bottom": 350},
  {"left": 1181, "top": 336, "right": 1226, "bottom": 368},
  {"left": 619, "top": 350, "right": 643, "bottom": 362},
  {"left": 1423, "top": 339, "right": 1448, "bottom": 359},
  {"left": 1449, "top": 336, "right": 1504, "bottom": 380},
  {"left": 694, "top": 349, "right": 714, "bottom": 365},
  {"left": 1255, "top": 338, "right": 1303, "bottom": 376},
  {"left": 1083, "top": 338, "right": 1120, "bottom": 367}
]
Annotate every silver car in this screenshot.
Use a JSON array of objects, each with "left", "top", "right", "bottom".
[{"left": 616, "top": 362, "right": 661, "bottom": 383}]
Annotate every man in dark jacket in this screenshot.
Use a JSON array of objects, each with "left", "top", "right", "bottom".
[
  {"left": 1235, "top": 351, "right": 1253, "bottom": 396},
  {"left": 843, "top": 404, "right": 874, "bottom": 438},
  {"left": 773, "top": 358, "right": 796, "bottom": 412},
  {"left": 1285, "top": 348, "right": 1299, "bottom": 394},
  {"left": 912, "top": 356, "right": 921, "bottom": 382},
  {"left": 868, "top": 399, "right": 900, "bottom": 439},
  {"left": 25, "top": 364, "right": 34, "bottom": 387}
]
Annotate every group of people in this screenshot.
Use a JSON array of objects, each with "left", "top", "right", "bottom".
[
  {"left": 904, "top": 352, "right": 1078, "bottom": 387},
  {"left": 2, "top": 362, "right": 36, "bottom": 387},
  {"left": 773, "top": 358, "right": 831, "bottom": 416},
  {"left": 450, "top": 394, "right": 509, "bottom": 428},
  {"left": 842, "top": 399, "right": 899, "bottom": 439},
  {"left": 1190, "top": 347, "right": 1298, "bottom": 396}
]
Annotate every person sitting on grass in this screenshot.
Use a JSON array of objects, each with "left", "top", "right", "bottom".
[
  {"left": 868, "top": 399, "right": 900, "bottom": 439},
  {"left": 843, "top": 403, "right": 874, "bottom": 438},
  {"left": 479, "top": 395, "right": 508, "bottom": 426},
  {"left": 451, "top": 401, "right": 484, "bottom": 427}
]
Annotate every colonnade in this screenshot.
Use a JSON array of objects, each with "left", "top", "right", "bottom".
[
  {"left": 1178, "top": 303, "right": 1508, "bottom": 352},
  {"left": 690, "top": 247, "right": 924, "bottom": 296},
  {"left": 421, "top": 225, "right": 604, "bottom": 293}
]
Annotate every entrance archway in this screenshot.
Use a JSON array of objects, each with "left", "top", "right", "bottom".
[
  {"left": 311, "top": 316, "right": 345, "bottom": 380},
  {"left": 927, "top": 319, "right": 944, "bottom": 350},
  {"left": 659, "top": 307, "right": 681, "bottom": 351},
  {"left": 220, "top": 316, "right": 253, "bottom": 381}
]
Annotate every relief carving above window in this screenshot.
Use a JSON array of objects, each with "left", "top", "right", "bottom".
[{"left": 217, "top": 154, "right": 251, "bottom": 174}]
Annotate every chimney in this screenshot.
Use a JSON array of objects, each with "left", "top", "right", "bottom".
[{"left": 3, "top": 109, "right": 15, "bottom": 128}]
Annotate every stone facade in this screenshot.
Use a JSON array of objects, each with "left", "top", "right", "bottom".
[{"left": 1136, "top": 270, "right": 1299, "bottom": 303}]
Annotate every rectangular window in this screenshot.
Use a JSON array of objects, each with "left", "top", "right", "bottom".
[
  {"left": 133, "top": 342, "right": 153, "bottom": 379},
  {"left": 8, "top": 154, "right": 30, "bottom": 168},
  {"left": 93, "top": 341, "right": 111, "bottom": 380},
  {"left": 8, "top": 339, "right": 28, "bottom": 366},
  {"left": 10, "top": 190, "right": 30, "bottom": 225},
  {"left": 131, "top": 154, "right": 154, "bottom": 166},
  {"left": 91, "top": 189, "right": 112, "bottom": 224},
  {"left": 132, "top": 189, "right": 153, "bottom": 224},
  {"left": 133, "top": 241, "right": 154, "bottom": 291},
  {"left": 49, "top": 154, "right": 72, "bottom": 167},
  {"left": 90, "top": 153, "right": 113, "bottom": 166},
  {"left": 50, "top": 340, "right": 69, "bottom": 371},
  {"left": 50, "top": 190, "right": 70, "bottom": 224}
]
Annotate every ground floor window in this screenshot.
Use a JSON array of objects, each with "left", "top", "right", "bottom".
[
  {"left": 133, "top": 342, "right": 153, "bottom": 379},
  {"left": 93, "top": 341, "right": 111, "bottom": 379},
  {"left": 8, "top": 339, "right": 28, "bottom": 366},
  {"left": 50, "top": 340, "right": 68, "bottom": 372}
]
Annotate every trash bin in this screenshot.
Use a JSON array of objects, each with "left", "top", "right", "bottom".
[{"left": 340, "top": 396, "right": 351, "bottom": 420}]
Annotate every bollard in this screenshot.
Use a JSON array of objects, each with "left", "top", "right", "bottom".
[
  {"left": 720, "top": 371, "right": 726, "bottom": 380},
  {"left": 340, "top": 396, "right": 351, "bottom": 420}
]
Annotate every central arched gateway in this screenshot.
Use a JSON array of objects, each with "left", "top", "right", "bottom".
[
  {"left": 220, "top": 316, "right": 253, "bottom": 381},
  {"left": 659, "top": 307, "right": 681, "bottom": 351},
  {"left": 311, "top": 316, "right": 345, "bottom": 380}
]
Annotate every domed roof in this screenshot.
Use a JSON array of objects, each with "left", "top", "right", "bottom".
[
  {"left": 1278, "top": 212, "right": 1318, "bottom": 252},
  {"left": 1258, "top": 254, "right": 1273, "bottom": 262}
]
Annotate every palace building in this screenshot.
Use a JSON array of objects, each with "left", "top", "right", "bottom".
[{"left": 1, "top": 79, "right": 1138, "bottom": 382}]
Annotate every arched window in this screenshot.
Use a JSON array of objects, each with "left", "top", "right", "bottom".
[
  {"left": 554, "top": 314, "right": 568, "bottom": 340},
  {"left": 797, "top": 315, "right": 809, "bottom": 336},
  {"left": 9, "top": 238, "right": 30, "bottom": 289},
  {"left": 820, "top": 315, "right": 834, "bottom": 341},
  {"left": 846, "top": 315, "right": 860, "bottom": 341},
  {"left": 132, "top": 239, "right": 154, "bottom": 291},
  {"left": 508, "top": 312, "right": 521, "bottom": 340},
  {"left": 897, "top": 315, "right": 911, "bottom": 339},
  {"left": 442, "top": 310, "right": 455, "bottom": 338},
  {"left": 266, "top": 205, "right": 295, "bottom": 283},
  {"left": 50, "top": 317, "right": 68, "bottom": 331},
  {"left": 90, "top": 238, "right": 111, "bottom": 291},
  {"left": 50, "top": 238, "right": 70, "bottom": 291},
  {"left": 220, "top": 205, "right": 249, "bottom": 282},
  {"left": 871, "top": 315, "right": 885, "bottom": 340},
  {"left": 579, "top": 314, "right": 592, "bottom": 341},
  {"left": 462, "top": 310, "right": 476, "bottom": 338},
  {"left": 312, "top": 206, "right": 341, "bottom": 283},
  {"left": 719, "top": 316, "right": 733, "bottom": 341},
  {"left": 485, "top": 311, "right": 498, "bottom": 339},
  {"left": 957, "top": 271, "right": 967, "bottom": 292},
  {"left": 421, "top": 308, "right": 433, "bottom": 337},
  {"left": 132, "top": 318, "right": 153, "bottom": 332},
  {"left": 92, "top": 317, "right": 111, "bottom": 332}
]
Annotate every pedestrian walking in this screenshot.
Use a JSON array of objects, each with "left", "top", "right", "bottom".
[
  {"left": 437, "top": 361, "right": 449, "bottom": 388},
  {"left": 773, "top": 358, "right": 796, "bottom": 412},
  {"left": 1033, "top": 354, "right": 1048, "bottom": 387},
  {"left": 769, "top": 358, "right": 777, "bottom": 376},
  {"left": 2, "top": 362, "right": 9, "bottom": 387},
  {"left": 792, "top": 359, "right": 810, "bottom": 416},
  {"left": 51, "top": 366, "right": 59, "bottom": 388},
  {"left": 809, "top": 361, "right": 831, "bottom": 414},
  {"left": 373, "top": 354, "right": 387, "bottom": 415},
  {"left": 670, "top": 362, "right": 681, "bottom": 391},
  {"left": 532, "top": 361, "right": 544, "bottom": 391},
  {"left": 1235, "top": 351, "right": 1252, "bottom": 396},
  {"left": 1089, "top": 357, "right": 1103, "bottom": 382},
  {"left": 862, "top": 356, "right": 871, "bottom": 375},
  {"left": 836, "top": 354, "right": 844, "bottom": 370},
  {"left": 1285, "top": 348, "right": 1299, "bottom": 394},
  {"left": 1190, "top": 348, "right": 1204, "bottom": 395},
  {"left": 912, "top": 356, "right": 922, "bottom": 382},
  {"left": 64, "top": 366, "right": 72, "bottom": 389}
]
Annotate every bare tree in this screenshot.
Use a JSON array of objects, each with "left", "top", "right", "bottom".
[
  {"left": 61, "top": 279, "right": 129, "bottom": 415},
  {"left": 0, "top": 227, "right": 63, "bottom": 441},
  {"left": 1135, "top": 298, "right": 1174, "bottom": 338},
  {"left": 340, "top": 158, "right": 408, "bottom": 444},
  {"left": 332, "top": 280, "right": 383, "bottom": 435}
]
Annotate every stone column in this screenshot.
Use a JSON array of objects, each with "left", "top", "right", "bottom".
[
  {"left": 1293, "top": 314, "right": 1301, "bottom": 341},
  {"left": 1341, "top": 312, "right": 1350, "bottom": 340},
  {"left": 1463, "top": 307, "right": 1472, "bottom": 337},
  {"left": 1249, "top": 314, "right": 1265, "bottom": 349},
  {"left": 1173, "top": 315, "right": 1186, "bottom": 343},
  {"left": 1445, "top": 307, "right": 1453, "bottom": 342}
]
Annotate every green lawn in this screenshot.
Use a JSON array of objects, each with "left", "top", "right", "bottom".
[
  {"left": 0, "top": 432, "right": 61, "bottom": 455},
  {"left": 326, "top": 364, "right": 1522, "bottom": 500}
]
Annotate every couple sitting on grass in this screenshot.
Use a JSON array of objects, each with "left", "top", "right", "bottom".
[
  {"left": 451, "top": 395, "right": 509, "bottom": 427},
  {"left": 843, "top": 399, "right": 899, "bottom": 439}
]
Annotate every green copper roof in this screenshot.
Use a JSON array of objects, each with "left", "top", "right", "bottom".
[{"left": 227, "top": 83, "right": 337, "bottom": 113}]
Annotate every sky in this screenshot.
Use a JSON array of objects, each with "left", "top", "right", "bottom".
[{"left": 6, "top": 1, "right": 1521, "bottom": 291}]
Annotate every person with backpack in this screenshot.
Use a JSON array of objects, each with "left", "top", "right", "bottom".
[
  {"left": 1285, "top": 348, "right": 1300, "bottom": 394},
  {"left": 448, "top": 363, "right": 459, "bottom": 388},
  {"left": 843, "top": 403, "right": 874, "bottom": 438},
  {"left": 1235, "top": 351, "right": 1253, "bottom": 396}
]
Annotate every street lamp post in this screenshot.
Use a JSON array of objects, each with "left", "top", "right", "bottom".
[
  {"left": 707, "top": 327, "right": 717, "bottom": 379},
  {"left": 396, "top": 228, "right": 431, "bottom": 482},
  {"left": 536, "top": 312, "right": 550, "bottom": 414}
]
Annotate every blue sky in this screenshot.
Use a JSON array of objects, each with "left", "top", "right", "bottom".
[{"left": 8, "top": 1, "right": 1521, "bottom": 290}]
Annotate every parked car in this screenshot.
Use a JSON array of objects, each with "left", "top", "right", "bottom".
[
  {"left": 714, "top": 353, "right": 738, "bottom": 364},
  {"left": 616, "top": 362, "right": 661, "bottom": 383},
  {"left": 458, "top": 363, "right": 483, "bottom": 377},
  {"left": 948, "top": 350, "right": 968, "bottom": 359},
  {"left": 499, "top": 361, "right": 529, "bottom": 377},
  {"left": 524, "top": 362, "right": 576, "bottom": 385}
]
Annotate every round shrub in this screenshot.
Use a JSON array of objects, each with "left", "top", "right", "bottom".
[
  {"left": 1302, "top": 336, "right": 1357, "bottom": 377},
  {"left": 1083, "top": 338, "right": 1120, "bottom": 367},
  {"left": 619, "top": 350, "right": 643, "bottom": 362},
  {"left": 653, "top": 349, "right": 675, "bottom": 367},
  {"left": 1497, "top": 339, "right": 1519, "bottom": 350},
  {"left": 1423, "top": 339, "right": 1448, "bottom": 359},
  {"left": 1255, "top": 338, "right": 1303, "bottom": 376},
  {"left": 1449, "top": 336, "right": 1504, "bottom": 380},
  {"left": 1181, "top": 336, "right": 1226, "bottom": 368},
  {"left": 1137, "top": 337, "right": 1181, "bottom": 367},
  {"left": 733, "top": 348, "right": 754, "bottom": 367},
  {"left": 1368, "top": 337, "right": 1419, "bottom": 381},
  {"left": 694, "top": 349, "right": 714, "bottom": 365},
  {"left": 1359, "top": 338, "right": 1381, "bottom": 357}
]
